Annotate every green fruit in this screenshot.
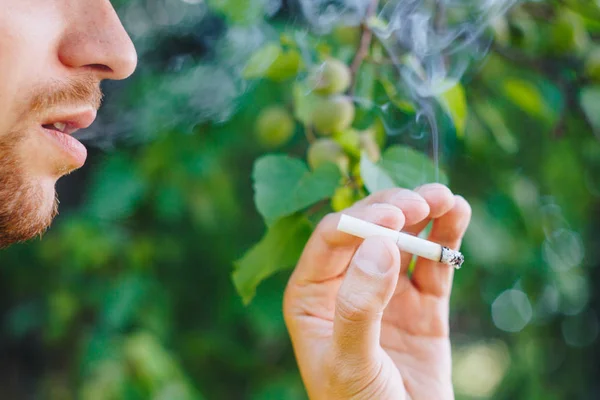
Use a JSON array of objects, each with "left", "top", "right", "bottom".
[
  {"left": 255, "top": 106, "right": 295, "bottom": 148},
  {"left": 550, "top": 12, "right": 589, "bottom": 55},
  {"left": 312, "top": 96, "right": 355, "bottom": 135},
  {"left": 243, "top": 45, "right": 304, "bottom": 82},
  {"left": 266, "top": 49, "right": 304, "bottom": 82},
  {"left": 333, "top": 129, "right": 361, "bottom": 158},
  {"left": 311, "top": 59, "right": 352, "bottom": 95},
  {"left": 331, "top": 186, "right": 356, "bottom": 212},
  {"left": 307, "top": 138, "right": 350, "bottom": 174},
  {"left": 585, "top": 47, "right": 600, "bottom": 82}
]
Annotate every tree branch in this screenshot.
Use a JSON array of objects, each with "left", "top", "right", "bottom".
[{"left": 349, "top": 0, "right": 379, "bottom": 95}]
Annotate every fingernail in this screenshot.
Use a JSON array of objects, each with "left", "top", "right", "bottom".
[
  {"left": 354, "top": 238, "right": 394, "bottom": 275},
  {"left": 368, "top": 203, "right": 400, "bottom": 220},
  {"left": 392, "top": 189, "right": 425, "bottom": 204}
]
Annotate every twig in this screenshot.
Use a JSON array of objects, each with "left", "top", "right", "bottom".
[
  {"left": 349, "top": 0, "right": 379, "bottom": 95},
  {"left": 433, "top": 0, "right": 447, "bottom": 33},
  {"left": 305, "top": 198, "right": 330, "bottom": 216},
  {"left": 304, "top": 125, "right": 316, "bottom": 143}
]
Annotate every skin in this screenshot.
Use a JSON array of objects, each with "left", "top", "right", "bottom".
[
  {"left": 0, "top": 0, "right": 136, "bottom": 247},
  {"left": 284, "top": 184, "right": 471, "bottom": 399},
  {"left": 1, "top": 1, "right": 472, "bottom": 398}
]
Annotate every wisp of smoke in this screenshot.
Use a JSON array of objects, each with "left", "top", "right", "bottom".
[
  {"left": 299, "top": 0, "right": 518, "bottom": 177},
  {"left": 78, "top": 0, "right": 516, "bottom": 161}
]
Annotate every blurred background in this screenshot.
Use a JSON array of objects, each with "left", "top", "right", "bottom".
[{"left": 2, "top": 0, "right": 600, "bottom": 399}]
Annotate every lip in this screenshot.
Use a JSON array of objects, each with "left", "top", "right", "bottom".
[
  {"left": 42, "top": 108, "right": 98, "bottom": 135},
  {"left": 40, "top": 109, "right": 97, "bottom": 169},
  {"left": 42, "top": 127, "right": 88, "bottom": 169}
]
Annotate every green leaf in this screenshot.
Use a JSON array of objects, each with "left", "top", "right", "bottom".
[
  {"left": 100, "top": 274, "right": 148, "bottom": 331},
  {"left": 243, "top": 43, "right": 281, "bottom": 79},
  {"left": 253, "top": 155, "right": 342, "bottom": 223},
  {"left": 360, "top": 145, "right": 448, "bottom": 193},
  {"left": 207, "top": 0, "right": 265, "bottom": 24},
  {"left": 378, "top": 74, "right": 416, "bottom": 113},
  {"left": 502, "top": 78, "right": 553, "bottom": 120},
  {"left": 580, "top": 86, "right": 600, "bottom": 133},
  {"left": 355, "top": 62, "right": 376, "bottom": 101},
  {"left": 233, "top": 215, "right": 313, "bottom": 305},
  {"left": 473, "top": 100, "right": 519, "bottom": 154},
  {"left": 438, "top": 82, "right": 468, "bottom": 137},
  {"left": 86, "top": 154, "right": 147, "bottom": 220}
]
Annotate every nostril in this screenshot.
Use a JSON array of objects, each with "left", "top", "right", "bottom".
[{"left": 88, "top": 64, "right": 113, "bottom": 73}]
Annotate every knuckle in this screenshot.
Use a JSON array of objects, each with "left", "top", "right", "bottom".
[
  {"left": 318, "top": 212, "right": 340, "bottom": 231},
  {"left": 336, "top": 292, "right": 378, "bottom": 323},
  {"left": 314, "top": 212, "right": 342, "bottom": 240},
  {"left": 324, "top": 352, "right": 383, "bottom": 399}
]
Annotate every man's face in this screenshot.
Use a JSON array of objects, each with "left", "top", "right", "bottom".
[{"left": 0, "top": 0, "right": 137, "bottom": 248}]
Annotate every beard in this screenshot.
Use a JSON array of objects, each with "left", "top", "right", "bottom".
[
  {"left": 0, "top": 75, "right": 102, "bottom": 249},
  {"left": 0, "top": 130, "right": 58, "bottom": 249}
]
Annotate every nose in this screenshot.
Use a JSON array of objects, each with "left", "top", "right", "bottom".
[{"left": 57, "top": 0, "right": 138, "bottom": 81}]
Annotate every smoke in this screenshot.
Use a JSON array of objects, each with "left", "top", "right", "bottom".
[
  {"left": 76, "top": 1, "right": 277, "bottom": 148},
  {"left": 79, "top": 0, "right": 517, "bottom": 154},
  {"left": 297, "top": 0, "right": 371, "bottom": 32},
  {"left": 300, "top": 0, "right": 517, "bottom": 176},
  {"left": 371, "top": 0, "right": 516, "bottom": 97}
]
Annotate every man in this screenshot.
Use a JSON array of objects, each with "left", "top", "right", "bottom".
[{"left": 0, "top": 1, "right": 471, "bottom": 399}]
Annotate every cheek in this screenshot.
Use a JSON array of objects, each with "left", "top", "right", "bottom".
[
  {"left": 0, "top": 5, "right": 61, "bottom": 137},
  {"left": 0, "top": 31, "right": 24, "bottom": 136}
]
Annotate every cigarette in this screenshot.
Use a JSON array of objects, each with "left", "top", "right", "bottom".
[{"left": 337, "top": 214, "right": 465, "bottom": 269}]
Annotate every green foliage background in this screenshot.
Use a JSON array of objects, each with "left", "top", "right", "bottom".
[{"left": 2, "top": 0, "right": 600, "bottom": 399}]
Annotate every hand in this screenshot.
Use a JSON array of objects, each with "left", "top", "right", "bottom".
[{"left": 283, "top": 184, "right": 472, "bottom": 400}]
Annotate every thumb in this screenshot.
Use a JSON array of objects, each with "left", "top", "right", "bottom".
[{"left": 333, "top": 236, "right": 400, "bottom": 362}]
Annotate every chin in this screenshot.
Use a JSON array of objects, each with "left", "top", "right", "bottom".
[
  {"left": 0, "top": 176, "right": 58, "bottom": 249},
  {"left": 37, "top": 176, "right": 60, "bottom": 220}
]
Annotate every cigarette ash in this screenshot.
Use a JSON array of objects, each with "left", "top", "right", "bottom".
[{"left": 441, "top": 246, "right": 465, "bottom": 269}]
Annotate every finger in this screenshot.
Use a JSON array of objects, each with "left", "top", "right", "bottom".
[
  {"left": 290, "top": 203, "right": 405, "bottom": 284},
  {"left": 357, "top": 188, "right": 430, "bottom": 226},
  {"left": 404, "top": 184, "right": 457, "bottom": 235},
  {"left": 400, "top": 184, "right": 456, "bottom": 269},
  {"left": 411, "top": 195, "right": 472, "bottom": 297},
  {"left": 333, "top": 237, "right": 400, "bottom": 362},
  {"left": 358, "top": 187, "right": 443, "bottom": 274}
]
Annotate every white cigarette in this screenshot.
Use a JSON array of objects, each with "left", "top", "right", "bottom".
[{"left": 337, "top": 214, "right": 465, "bottom": 269}]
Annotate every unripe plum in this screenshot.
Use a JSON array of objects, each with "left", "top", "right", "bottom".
[
  {"left": 311, "top": 59, "right": 352, "bottom": 95},
  {"left": 331, "top": 186, "right": 356, "bottom": 212},
  {"left": 307, "top": 138, "right": 350, "bottom": 174},
  {"left": 255, "top": 106, "right": 295, "bottom": 148},
  {"left": 267, "top": 50, "right": 303, "bottom": 82},
  {"left": 312, "top": 96, "right": 355, "bottom": 135}
]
